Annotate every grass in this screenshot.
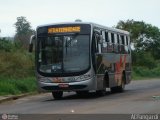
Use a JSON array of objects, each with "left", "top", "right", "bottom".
[
  {"left": 132, "top": 66, "right": 160, "bottom": 80},
  {"left": 0, "top": 77, "right": 37, "bottom": 95}
]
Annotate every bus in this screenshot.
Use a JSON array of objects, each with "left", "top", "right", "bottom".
[{"left": 29, "top": 21, "right": 132, "bottom": 99}]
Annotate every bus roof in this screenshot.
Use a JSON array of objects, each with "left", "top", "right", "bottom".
[{"left": 37, "top": 22, "right": 130, "bottom": 35}]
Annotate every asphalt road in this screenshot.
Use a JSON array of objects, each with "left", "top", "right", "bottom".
[{"left": 0, "top": 79, "right": 160, "bottom": 114}]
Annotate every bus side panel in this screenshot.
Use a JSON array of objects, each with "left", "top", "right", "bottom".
[
  {"left": 125, "top": 59, "right": 132, "bottom": 84},
  {"left": 96, "top": 53, "right": 117, "bottom": 88},
  {"left": 96, "top": 74, "right": 106, "bottom": 90},
  {"left": 96, "top": 53, "right": 131, "bottom": 88}
]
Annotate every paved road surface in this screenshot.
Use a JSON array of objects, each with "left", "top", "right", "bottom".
[{"left": 0, "top": 79, "right": 160, "bottom": 114}]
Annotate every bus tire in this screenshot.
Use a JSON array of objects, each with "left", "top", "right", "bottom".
[
  {"left": 52, "top": 91, "right": 63, "bottom": 100},
  {"left": 96, "top": 89, "right": 106, "bottom": 96}
]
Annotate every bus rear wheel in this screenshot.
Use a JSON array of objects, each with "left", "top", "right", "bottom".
[
  {"left": 111, "top": 74, "right": 125, "bottom": 93},
  {"left": 52, "top": 91, "right": 63, "bottom": 100}
]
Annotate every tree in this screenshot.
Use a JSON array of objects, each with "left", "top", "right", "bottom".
[
  {"left": 116, "top": 19, "right": 160, "bottom": 59},
  {"left": 14, "top": 16, "right": 35, "bottom": 48}
]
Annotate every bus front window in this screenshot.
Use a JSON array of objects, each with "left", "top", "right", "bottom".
[{"left": 38, "top": 34, "right": 90, "bottom": 74}]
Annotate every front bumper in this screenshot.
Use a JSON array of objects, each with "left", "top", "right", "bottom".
[{"left": 38, "top": 78, "right": 96, "bottom": 92}]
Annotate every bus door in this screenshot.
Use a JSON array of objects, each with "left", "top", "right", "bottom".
[{"left": 93, "top": 30, "right": 107, "bottom": 90}]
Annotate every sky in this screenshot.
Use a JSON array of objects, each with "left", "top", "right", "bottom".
[{"left": 0, "top": 0, "right": 160, "bottom": 37}]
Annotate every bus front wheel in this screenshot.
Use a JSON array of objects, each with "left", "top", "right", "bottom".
[
  {"left": 52, "top": 91, "right": 63, "bottom": 99},
  {"left": 96, "top": 89, "right": 106, "bottom": 96}
]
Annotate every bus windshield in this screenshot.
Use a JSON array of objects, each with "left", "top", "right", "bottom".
[{"left": 38, "top": 34, "right": 90, "bottom": 74}]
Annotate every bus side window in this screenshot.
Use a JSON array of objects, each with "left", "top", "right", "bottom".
[
  {"left": 105, "top": 32, "right": 109, "bottom": 42},
  {"left": 121, "top": 35, "right": 125, "bottom": 45},
  {"left": 107, "top": 32, "right": 112, "bottom": 52},
  {"left": 126, "top": 36, "right": 129, "bottom": 45},
  {"left": 114, "top": 34, "right": 118, "bottom": 53},
  {"left": 128, "top": 36, "right": 131, "bottom": 54},
  {"left": 95, "top": 34, "right": 99, "bottom": 53},
  {"left": 94, "top": 32, "right": 101, "bottom": 53},
  {"left": 111, "top": 33, "right": 114, "bottom": 43},
  {"left": 117, "top": 34, "right": 120, "bottom": 44},
  {"left": 125, "top": 36, "right": 129, "bottom": 53},
  {"left": 111, "top": 33, "right": 115, "bottom": 52},
  {"left": 114, "top": 34, "right": 117, "bottom": 44},
  {"left": 102, "top": 31, "right": 108, "bottom": 53},
  {"left": 121, "top": 35, "right": 125, "bottom": 53},
  {"left": 92, "top": 31, "right": 99, "bottom": 53},
  {"left": 117, "top": 34, "right": 120, "bottom": 53},
  {"left": 108, "top": 32, "right": 111, "bottom": 43},
  {"left": 101, "top": 31, "right": 106, "bottom": 42}
]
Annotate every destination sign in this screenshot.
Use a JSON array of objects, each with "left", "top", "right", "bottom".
[{"left": 48, "top": 26, "right": 80, "bottom": 33}]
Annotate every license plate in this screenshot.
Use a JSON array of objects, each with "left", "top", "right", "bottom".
[{"left": 58, "top": 84, "right": 69, "bottom": 88}]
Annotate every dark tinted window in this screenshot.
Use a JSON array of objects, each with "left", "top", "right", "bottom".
[
  {"left": 121, "top": 35, "right": 125, "bottom": 45},
  {"left": 126, "top": 36, "right": 128, "bottom": 45},
  {"left": 105, "top": 32, "right": 108, "bottom": 42},
  {"left": 111, "top": 33, "right": 115, "bottom": 43},
  {"left": 117, "top": 34, "right": 120, "bottom": 44}
]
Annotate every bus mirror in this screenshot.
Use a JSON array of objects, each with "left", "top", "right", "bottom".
[{"left": 29, "top": 35, "right": 35, "bottom": 53}]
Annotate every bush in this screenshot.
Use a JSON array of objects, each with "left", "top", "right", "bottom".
[
  {"left": 0, "top": 38, "right": 14, "bottom": 52},
  {"left": 0, "top": 50, "right": 34, "bottom": 78},
  {"left": 0, "top": 38, "right": 34, "bottom": 78},
  {"left": 132, "top": 51, "right": 156, "bottom": 69},
  {"left": 132, "top": 65, "right": 160, "bottom": 80}
]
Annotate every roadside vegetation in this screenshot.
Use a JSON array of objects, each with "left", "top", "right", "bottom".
[
  {"left": 0, "top": 38, "right": 37, "bottom": 95},
  {"left": 116, "top": 20, "right": 160, "bottom": 80},
  {"left": 132, "top": 66, "right": 160, "bottom": 80},
  {"left": 0, "top": 17, "right": 37, "bottom": 95},
  {"left": 0, "top": 17, "right": 160, "bottom": 95}
]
